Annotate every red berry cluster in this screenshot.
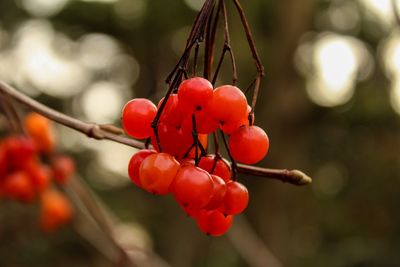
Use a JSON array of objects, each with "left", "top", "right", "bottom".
[
  {"left": 0, "top": 113, "right": 74, "bottom": 232},
  {"left": 122, "top": 77, "right": 270, "bottom": 236}
]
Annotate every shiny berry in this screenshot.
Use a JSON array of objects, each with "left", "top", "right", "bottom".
[
  {"left": 220, "top": 105, "right": 253, "bottom": 134},
  {"left": 178, "top": 77, "right": 213, "bottom": 113},
  {"left": 182, "top": 110, "right": 219, "bottom": 134},
  {"left": 151, "top": 122, "right": 192, "bottom": 158},
  {"left": 139, "top": 153, "right": 180, "bottom": 195},
  {"left": 229, "top": 125, "right": 269, "bottom": 164},
  {"left": 196, "top": 209, "right": 233, "bottom": 236},
  {"left": 158, "top": 94, "right": 185, "bottom": 128},
  {"left": 198, "top": 155, "right": 231, "bottom": 182},
  {"left": 128, "top": 149, "right": 156, "bottom": 187},
  {"left": 205, "top": 175, "right": 227, "bottom": 210},
  {"left": 172, "top": 165, "right": 214, "bottom": 210},
  {"left": 122, "top": 98, "right": 157, "bottom": 139},
  {"left": 220, "top": 181, "right": 249, "bottom": 215},
  {"left": 207, "top": 85, "right": 248, "bottom": 124}
]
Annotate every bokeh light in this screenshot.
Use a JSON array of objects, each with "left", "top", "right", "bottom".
[
  {"left": 184, "top": 0, "right": 204, "bottom": 11},
  {"left": 359, "top": 0, "right": 398, "bottom": 28},
  {"left": 295, "top": 32, "right": 373, "bottom": 107},
  {"left": 380, "top": 30, "right": 400, "bottom": 115},
  {"left": 21, "top": 0, "right": 69, "bottom": 17},
  {"left": 81, "top": 81, "right": 126, "bottom": 123}
]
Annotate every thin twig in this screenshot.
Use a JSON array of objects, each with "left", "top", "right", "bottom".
[
  {"left": 0, "top": 81, "right": 311, "bottom": 186},
  {"left": 0, "top": 93, "right": 19, "bottom": 132},
  {"left": 204, "top": 0, "right": 219, "bottom": 80},
  {"left": 66, "top": 177, "right": 170, "bottom": 267},
  {"left": 232, "top": 0, "right": 265, "bottom": 113},
  {"left": 220, "top": 130, "right": 238, "bottom": 180},
  {"left": 228, "top": 216, "right": 283, "bottom": 267},
  {"left": 211, "top": 0, "right": 237, "bottom": 85}
]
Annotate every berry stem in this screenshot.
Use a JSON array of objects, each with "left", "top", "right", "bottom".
[
  {"left": 0, "top": 93, "right": 19, "bottom": 133},
  {"left": 192, "top": 114, "right": 200, "bottom": 166},
  {"left": 210, "top": 132, "right": 222, "bottom": 174},
  {"left": 204, "top": 2, "right": 219, "bottom": 80},
  {"left": 232, "top": 0, "right": 265, "bottom": 114},
  {"left": 220, "top": 130, "right": 238, "bottom": 180},
  {"left": 211, "top": 0, "right": 237, "bottom": 86},
  {"left": 193, "top": 41, "right": 201, "bottom": 77},
  {"left": 0, "top": 92, "right": 25, "bottom": 134}
]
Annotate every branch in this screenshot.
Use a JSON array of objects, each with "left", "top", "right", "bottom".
[
  {"left": 228, "top": 216, "right": 283, "bottom": 267},
  {"left": 0, "top": 80, "right": 311, "bottom": 186},
  {"left": 66, "top": 176, "right": 170, "bottom": 267}
]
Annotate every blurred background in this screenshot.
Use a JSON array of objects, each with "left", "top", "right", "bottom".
[{"left": 1, "top": 0, "right": 400, "bottom": 266}]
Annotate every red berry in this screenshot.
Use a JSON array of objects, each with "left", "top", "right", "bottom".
[
  {"left": 122, "top": 98, "right": 157, "bottom": 139},
  {"left": 182, "top": 110, "right": 219, "bottom": 134},
  {"left": 172, "top": 165, "right": 214, "bottom": 210},
  {"left": 52, "top": 155, "right": 75, "bottom": 185},
  {"left": 220, "top": 181, "right": 249, "bottom": 215},
  {"left": 139, "top": 153, "right": 180, "bottom": 195},
  {"left": 24, "top": 159, "right": 51, "bottom": 192},
  {"left": 39, "top": 189, "right": 73, "bottom": 232},
  {"left": 196, "top": 209, "right": 233, "bottom": 236},
  {"left": 205, "top": 175, "right": 227, "bottom": 210},
  {"left": 0, "top": 143, "right": 8, "bottom": 178},
  {"left": 220, "top": 105, "right": 253, "bottom": 134},
  {"left": 128, "top": 149, "right": 156, "bottom": 187},
  {"left": 206, "top": 85, "right": 248, "bottom": 124},
  {"left": 178, "top": 77, "right": 213, "bottom": 113},
  {"left": 229, "top": 125, "right": 269, "bottom": 164},
  {"left": 198, "top": 155, "right": 231, "bottom": 182},
  {"left": 180, "top": 202, "right": 201, "bottom": 217},
  {"left": 4, "top": 136, "right": 36, "bottom": 168},
  {"left": 177, "top": 158, "right": 195, "bottom": 165},
  {"left": 158, "top": 94, "right": 185, "bottom": 128},
  {"left": 2, "top": 171, "right": 35, "bottom": 203},
  {"left": 151, "top": 122, "right": 193, "bottom": 158}
]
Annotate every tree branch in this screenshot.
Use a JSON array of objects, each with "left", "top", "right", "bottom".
[{"left": 0, "top": 80, "right": 311, "bottom": 186}]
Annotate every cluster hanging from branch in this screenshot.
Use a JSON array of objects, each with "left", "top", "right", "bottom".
[
  {"left": 0, "top": 0, "right": 312, "bottom": 238},
  {"left": 120, "top": 0, "right": 309, "bottom": 236}
]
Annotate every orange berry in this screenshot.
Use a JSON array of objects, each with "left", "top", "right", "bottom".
[
  {"left": 24, "top": 112, "right": 55, "bottom": 153},
  {"left": 39, "top": 189, "right": 73, "bottom": 232}
]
